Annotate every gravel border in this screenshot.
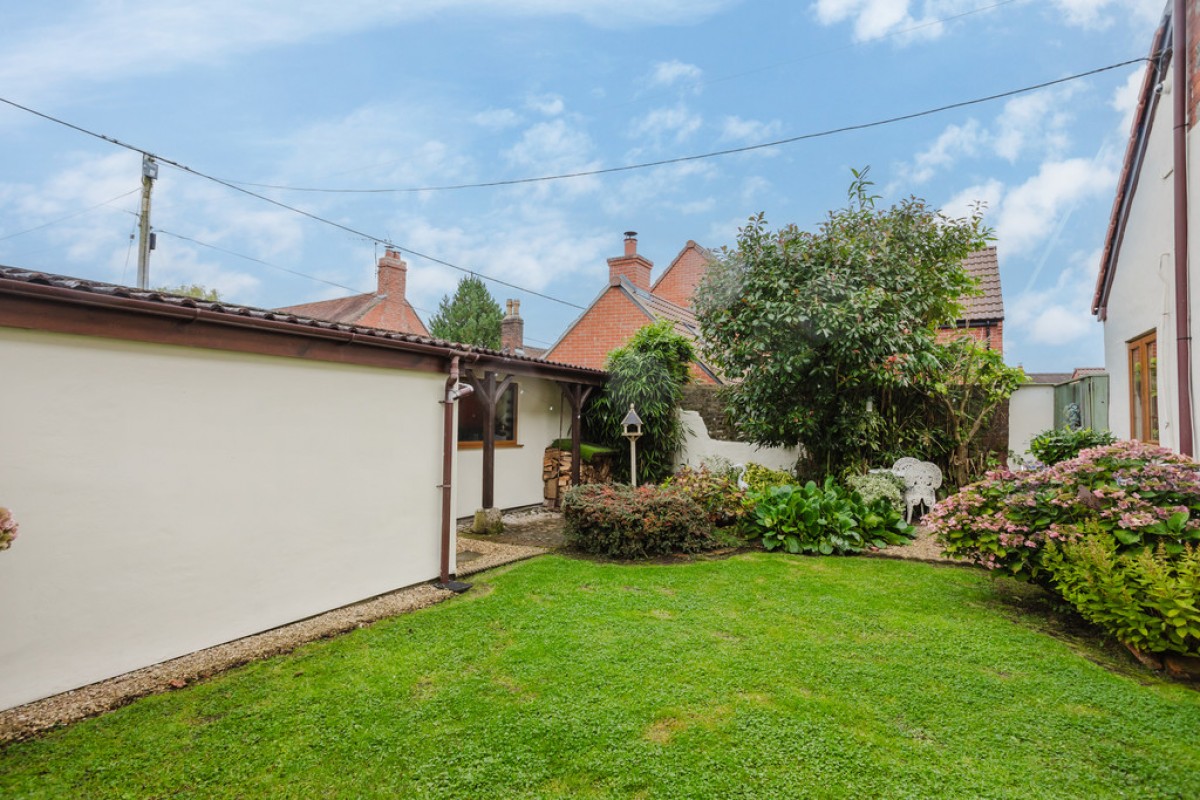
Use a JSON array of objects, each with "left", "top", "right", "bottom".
[{"left": 0, "top": 537, "right": 543, "bottom": 745}]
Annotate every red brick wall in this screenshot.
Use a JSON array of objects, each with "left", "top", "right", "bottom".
[
  {"left": 651, "top": 242, "right": 710, "bottom": 308},
  {"left": 936, "top": 321, "right": 1003, "bottom": 354},
  {"left": 546, "top": 288, "right": 719, "bottom": 383},
  {"left": 357, "top": 299, "right": 429, "bottom": 336},
  {"left": 546, "top": 289, "right": 655, "bottom": 370}
]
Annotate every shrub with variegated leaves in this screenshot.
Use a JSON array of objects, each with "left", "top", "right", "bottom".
[{"left": 926, "top": 441, "right": 1200, "bottom": 581}]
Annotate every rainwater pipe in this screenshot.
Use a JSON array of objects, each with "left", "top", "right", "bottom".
[
  {"left": 439, "top": 354, "right": 476, "bottom": 592},
  {"left": 1174, "top": 0, "right": 1195, "bottom": 456}
]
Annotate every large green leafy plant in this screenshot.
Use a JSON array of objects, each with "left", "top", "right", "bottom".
[
  {"left": 742, "top": 477, "right": 913, "bottom": 555},
  {"left": 584, "top": 321, "right": 696, "bottom": 484},
  {"left": 694, "top": 169, "right": 992, "bottom": 479},
  {"left": 1029, "top": 426, "right": 1116, "bottom": 466}
]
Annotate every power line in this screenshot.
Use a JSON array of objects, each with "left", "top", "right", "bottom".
[
  {"left": 0, "top": 96, "right": 587, "bottom": 310},
  {"left": 0, "top": 188, "right": 140, "bottom": 242},
  {"left": 217, "top": 57, "right": 1149, "bottom": 195}
]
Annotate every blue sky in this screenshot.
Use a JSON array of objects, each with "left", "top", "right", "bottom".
[{"left": 0, "top": 0, "right": 1165, "bottom": 372}]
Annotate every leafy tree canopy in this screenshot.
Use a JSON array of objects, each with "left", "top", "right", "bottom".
[
  {"left": 429, "top": 275, "right": 503, "bottom": 348},
  {"left": 695, "top": 169, "right": 993, "bottom": 478}
]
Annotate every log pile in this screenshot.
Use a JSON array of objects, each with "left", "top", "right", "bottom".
[{"left": 543, "top": 447, "right": 615, "bottom": 509}]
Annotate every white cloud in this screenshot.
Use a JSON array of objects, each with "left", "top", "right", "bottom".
[
  {"left": 631, "top": 104, "right": 703, "bottom": 145},
  {"left": 995, "top": 157, "right": 1116, "bottom": 256},
  {"left": 718, "top": 116, "right": 783, "bottom": 144},
  {"left": 993, "top": 88, "right": 1076, "bottom": 162},
  {"left": 942, "top": 179, "right": 1004, "bottom": 221},
  {"left": 812, "top": 0, "right": 1161, "bottom": 42},
  {"left": 504, "top": 118, "right": 603, "bottom": 197},
  {"left": 1008, "top": 247, "right": 1102, "bottom": 347},
  {"left": 0, "top": 1, "right": 738, "bottom": 97},
  {"left": 648, "top": 60, "right": 703, "bottom": 89},
  {"left": 525, "top": 94, "right": 565, "bottom": 116},
  {"left": 1110, "top": 65, "right": 1147, "bottom": 135},
  {"left": 472, "top": 108, "right": 523, "bottom": 129},
  {"left": 905, "top": 119, "right": 982, "bottom": 183}
]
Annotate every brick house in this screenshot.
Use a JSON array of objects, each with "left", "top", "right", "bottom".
[
  {"left": 936, "top": 246, "right": 1005, "bottom": 353},
  {"left": 545, "top": 233, "right": 721, "bottom": 383},
  {"left": 546, "top": 234, "right": 1004, "bottom": 381},
  {"left": 276, "top": 248, "right": 429, "bottom": 336}
]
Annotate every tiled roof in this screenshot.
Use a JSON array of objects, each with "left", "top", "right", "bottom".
[
  {"left": 1026, "top": 372, "right": 1073, "bottom": 385},
  {"left": 0, "top": 266, "right": 605, "bottom": 377},
  {"left": 621, "top": 278, "right": 702, "bottom": 336},
  {"left": 959, "top": 246, "right": 1004, "bottom": 323},
  {"left": 275, "top": 293, "right": 382, "bottom": 324}
]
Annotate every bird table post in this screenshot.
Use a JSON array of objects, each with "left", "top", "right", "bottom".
[{"left": 621, "top": 404, "right": 643, "bottom": 487}]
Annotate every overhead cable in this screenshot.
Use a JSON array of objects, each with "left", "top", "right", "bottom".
[{"left": 215, "top": 57, "right": 1149, "bottom": 194}]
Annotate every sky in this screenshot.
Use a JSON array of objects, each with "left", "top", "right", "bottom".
[{"left": 0, "top": 0, "right": 1168, "bottom": 372}]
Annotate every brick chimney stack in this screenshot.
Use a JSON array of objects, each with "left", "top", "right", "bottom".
[
  {"left": 377, "top": 247, "right": 407, "bottom": 299},
  {"left": 608, "top": 231, "right": 652, "bottom": 289},
  {"left": 501, "top": 298, "right": 524, "bottom": 353}
]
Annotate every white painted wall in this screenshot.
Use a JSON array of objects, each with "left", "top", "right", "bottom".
[
  {"left": 1102, "top": 59, "right": 1200, "bottom": 450},
  {"left": 1008, "top": 383, "right": 1057, "bottom": 466},
  {"left": 676, "top": 409, "right": 799, "bottom": 472},
  {"left": 0, "top": 328, "right": 447, "bottom": 711},
  {"left": 455, "top": 378, "right": 567, "bottom": 517}
]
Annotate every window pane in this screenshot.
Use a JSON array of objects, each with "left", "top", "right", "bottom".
[
  {"left": 457, "top": 384, "right": 517, "bottom": 443},
  {"left": 1131, "top": 347, "right": 1143, "bottom": 440},
  {"left": 1148, "top": 340, "right": 1158, "bottom": 442}
]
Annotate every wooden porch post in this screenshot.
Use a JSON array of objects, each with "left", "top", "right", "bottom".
[
  {"left": 467, "top": 370, "right": 513, "bottom": 508},
  {"left": 557, "top": 382, "right": 594, "bottom": 487}
]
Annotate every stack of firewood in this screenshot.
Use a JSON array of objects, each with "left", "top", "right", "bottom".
[{"left": 542, "top": 447, "right": 614, "bottom": 509}]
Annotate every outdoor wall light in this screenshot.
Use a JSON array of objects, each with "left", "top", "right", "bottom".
[{"left": 621, "top": 404, "right": 643, "bottom": 486}]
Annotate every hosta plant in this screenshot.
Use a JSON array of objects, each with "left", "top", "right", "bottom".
[{"left": 742, "top": 477, "right": 913, "bottom": 555}]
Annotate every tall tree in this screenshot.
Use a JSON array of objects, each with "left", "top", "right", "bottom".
[
  {"left": 695, "top": 169, "right": 992, "bottom": 478},
  {"left": 429, "top": 275, "right": 503, "bottom": 348}
]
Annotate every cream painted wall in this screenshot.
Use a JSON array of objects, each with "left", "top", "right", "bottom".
[
  {"left": 1102, "top": 67, "right": 1177, "bottom": 446},
  {"left": 0, "top": 328, "right": 447, "bottom": 711},
  {"left": 455, "top": 378, "right": 567, "bottom": 517},
  {"left": 676, "top": 409, "right": 799, "bottom": 472},
  {"left": 1008, "top": 384, "right": 1056, "bottom": 466}
]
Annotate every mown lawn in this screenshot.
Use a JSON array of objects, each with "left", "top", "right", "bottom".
[{"left": 3, "top": 554, "right": 1199, "bottom": 799}]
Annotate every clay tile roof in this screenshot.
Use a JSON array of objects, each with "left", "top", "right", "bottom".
[
  {"left": 275, "top": 293, "right": 382, "bottom": 324},
  {"left": 1071, "top": 367, "right": 1106, "bottom": 380},
  {"left": 959, "top": 246, "right": 1003, "bottom": 323},
  {"left": 0, "top": 266, "right": 604, "bottom": 377},
  {"left": 619, "top": 278, "right": 701, "bottom": 336}
]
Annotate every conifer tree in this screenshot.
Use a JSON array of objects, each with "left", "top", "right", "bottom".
[{"left": 429, "top": 275, "right": 503, "bottom": 348}]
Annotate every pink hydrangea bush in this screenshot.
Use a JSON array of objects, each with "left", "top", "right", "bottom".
[
  {"left": 925, "top": 441, "right": 1200, "bottom": 581},
  {"left": 0, "top": 507, "right": 18, "bottom": 551}
]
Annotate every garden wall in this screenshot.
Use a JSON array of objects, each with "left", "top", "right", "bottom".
[
  {"left": 676, "top": 384, "right": 799, "bottom": 472},
  {"left": 0, "top": 328, "right": 446, "bottom": 711}
]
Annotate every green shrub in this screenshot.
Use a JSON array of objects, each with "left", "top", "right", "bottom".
[
  {"left": 663, "top": 465, "right": 746, "bottom": 527},
  {"left": 1029, "top": 426, "right": 1116, "bottom": 466},
  {"left": 562, "top": 483, "right": 717, "bottom": 559},
  {"left": 742, "top": 463, "right": 795, "bottom": 493},
  {"left": 926, "top": 441, "right": 1200, "bottom": 581},
  {"left": 1044, "top": 536, "right": 1200, "bottom": 657},
  {"left": 845, "top": 471, "right": 905, "bottom": 514},
  {"left": 741, "top": 477, "right": 914, "bottom": 555}
]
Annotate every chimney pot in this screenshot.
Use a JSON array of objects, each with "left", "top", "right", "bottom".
[{"left": 623, "top": 231, "right": 638, "bottom": 257}]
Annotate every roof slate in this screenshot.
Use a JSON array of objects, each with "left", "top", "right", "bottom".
[
  {"left": 275, "top": 293, "right": 382, "bottom": 324},
  {"left": 959, "top": 246, "right": 1004, "bottom": 323},
  {"left": 0, "top": 266, "right": 604, "bottom": 377}
]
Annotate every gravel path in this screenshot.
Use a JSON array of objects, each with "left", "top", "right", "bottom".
[{"left": 872, "top": 527, "right": 959, "bottom": 564}]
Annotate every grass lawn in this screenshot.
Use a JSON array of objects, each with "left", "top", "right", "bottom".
[{"left": 3, "top": 554, "right": 1200, "bottom": 799}]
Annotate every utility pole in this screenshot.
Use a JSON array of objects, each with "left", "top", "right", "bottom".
[{"left": 136, "top": 154, "right": 158, "bottom": 289}]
